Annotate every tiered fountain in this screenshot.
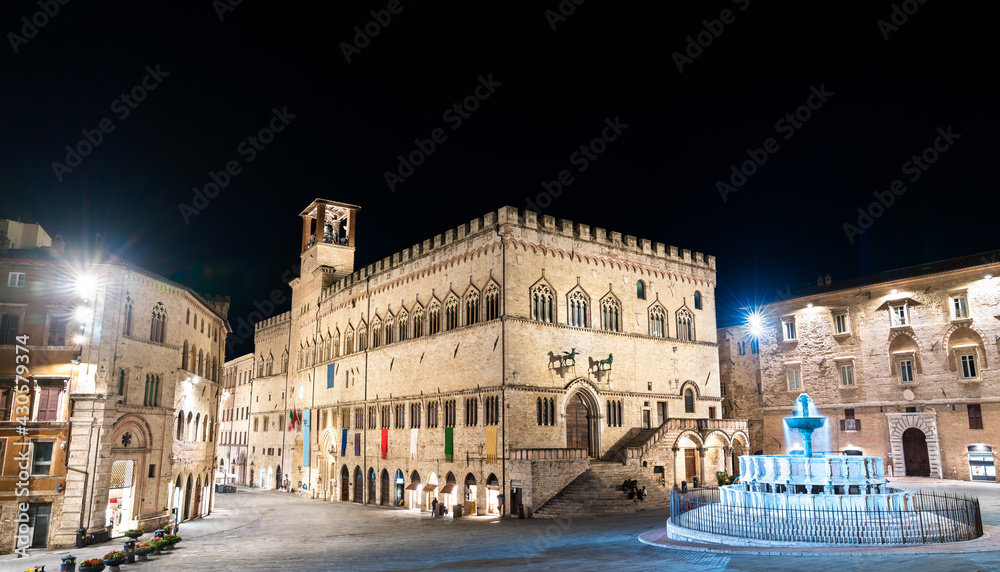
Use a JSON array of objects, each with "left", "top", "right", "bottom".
[{"left": 666, "top": 393, "right": 983, "bottom": 546}]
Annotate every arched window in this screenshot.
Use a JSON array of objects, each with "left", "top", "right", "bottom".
[
  {"left": 694, "top": 291, "right": 702, "bottom": 310},
  {"left": 445, "top": 296, "right": 459, "bottom": 331},
  {"left": 118, "top": 369, "right": 126, "bottom": 395},
  {"left": 428, "top": 301, "right": 441, "bottom": 335},
  {"left": 357, "top": 322, "right": 368, "bottom": 351},
  {"left": 484, "top": 283, "right": 500, "bottom": 321},
  {"left": 677, "top": 309, "right": 694, "bottom": 341},
  {"left": 649, "top": 305, "right": 666, "bottom": 338},
  {"left": 384, "top": 315, "right": 394, "bottom": 345},
  {"left": 371, "top": 318, "right": 382, "bottom": 348},
  {"left": 177, "top": 411, "right": 184, "bottom": 440},
  {"left": 398, "top": 311, "right": 408, "bottom": 342},
  {"left": 601, "top": 296, "right": 621, "bottom": 332},
  {"left": 281, "top": 351, "right": 289, "bottom": 372},
  {"left": 150, "top": 302, "right": 166, "bottom": 343},
  {"left": 266, "top": 354, "right": 274, "bottom": 376},
  {"left": 636, "top": 280, "right": 646, "bottom": 300},
  {"left": 465, "top": 289, "right": 480, "bottom": 326},
  {"left": 186, "top": 308, "right": 190, "bottom": 325},
  {"left": 567, "top": 290, "right": 588, "bottom": 328},
  {"left": 345, "top": 327, "right": 355, "bottom": 354},
  {"left": 198, "top": 349, "right": 205, "bottom": 376},
  {"left": 531, "top": 284, "right": 553, "bottom": 323},
  {"left": 257, "top": 355, "right": 265, "bottom": 377},
  {"left": 124, "top": 294, "right": 133, "bottom": 336},
  {"left": 412, "top": 306, "right": 424, "bottom": 339},
  {"left": 182, "top": 340, "right": 189, "bottom": 370},
  {"left": 684, "top": 388, "right": 694, "bottom": 413},
  {"left": 195, "top": 413, "right": 201, "bottom": 441},
  {"left": 537, "top": 397, "right": 555, "bottom": 426},
  {"left": 332, "top": 331, "right": 340, "bottom": 359}
]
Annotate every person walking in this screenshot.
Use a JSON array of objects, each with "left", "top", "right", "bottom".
[{"left": 431, "top": 497, "right": 439, "bottom": 517}]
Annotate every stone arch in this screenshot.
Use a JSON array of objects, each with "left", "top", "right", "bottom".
[
  {"left": 563, "top": 383, "right": 601, "bottom": 457},
  {"left": 731, "top": 430, "right": 750, "bottom": 450},
  {"left": 112, "top": 414, "right": 152, "bottom": 450},
  {"left": 886, "top": 331, "right": 923, "bottom": 374},
  {"left": 943, "top": 324, "right": 988, "bottom": 371},
  {"left": 887, "top": 412, "right": 942, "bottom": 479},
  {"left": 702, "top": 429, "right": 731, "bottom": 448},
  {"left": 673, "top": 429, "right": 704, "bottom": 448}
]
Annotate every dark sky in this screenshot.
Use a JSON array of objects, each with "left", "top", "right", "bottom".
[{"left": 2, "top": 1, "right": 997, "bottom": 359}]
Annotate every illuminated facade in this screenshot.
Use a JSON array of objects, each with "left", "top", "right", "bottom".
[
  {"left": 0, "top": 224, "right": 229, "bottom": 552},
  {"left": 240, "top": 201, "right": 746, "bottom": 517},
  {"left": 721, "top": 251, "right": 1000, "bottom": 481}
]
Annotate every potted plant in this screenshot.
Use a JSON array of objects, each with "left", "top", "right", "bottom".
[
  {"left": 135, "top": 541, "right": 154, "bottom": 561},
  {"left": 163, "top": 534, "right": 181, "bottom": 548},
  {"left": 123, "top": 528, "right": 144, "bottom": 539},
  {"left": 79, "top": 558, "right": 106, "bottom": 572},
  {"left": 103, "top": 550, "right": 126, "bottom": 572},
  {"left": 149, "top": 539, "right": 167, "bottom": 555}
]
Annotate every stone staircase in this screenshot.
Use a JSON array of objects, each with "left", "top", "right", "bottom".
[{"left": 532, "top": 460, "right": 671, "bottom": 519}]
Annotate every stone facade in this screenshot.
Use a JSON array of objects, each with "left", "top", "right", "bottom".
[
  {"left": 219, "top": 353, "right": 253, "bottom": 485},
  {"left": 0, "top": 231, "right": 228, "bottom": 553},
  {"left": 227, "top": 200, "right": 747, "bottom": 517},
  {"left": 722, "top": 251, "right": 1000, "bottom": 481}
]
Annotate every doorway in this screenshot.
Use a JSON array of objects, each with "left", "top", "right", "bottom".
[
  {"left": 657, "top": 402, "right": 667, "bottom": 426},
  {"left": 684, "top": 449, "right": 697, "bottom": 482},
  {"left": 380, "top": 469, "right": 391, "bottom": 506},
  {"left": 566, "top": 394, "right": 590, "bottom": 452},
  {"left": 902, "top": 428, "right": 930, "bottom": 476},
  {"left": 340, "top": 466, "right": 350, "bottom": 501},
  {"left": 353, "top": 466, "right": 364, "bottom": 503},
  {"left": 108, "top": 460, "right": 136, "bottom": 536},
  {"left": 183, "top": 474, "right": 193, "bottom": 521},
  {"left": 26, "top": 503, "right": 52, "bottom": 548},
  {"left": 367, "top": 468, "right": 376, "bottom": 504}
]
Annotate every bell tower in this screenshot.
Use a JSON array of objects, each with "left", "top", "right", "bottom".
[{"left": 298, "top": 199, "right": 360, "bottom": 289}]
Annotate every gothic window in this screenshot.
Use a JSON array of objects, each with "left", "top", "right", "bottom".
[
  {"left": 281, "top": 350, "right": 289, "bottom": 373},
  {"left": 677, "top": 309, "right": 694, "bottom": 341},
  {"left": 485, "top": 395, "right": 500, "bottom": 426},
  {"left": 124, "top": 294, "right": 133, "bottom": 336},
  {"left": 266, "top": 354, "right": 274, "bottom": 376},
  {"left": 413, "top": 307, "right": 424, "bottom": 339},
  {"left": 198, "top": 349, "right": 205, "bottom": 376},
  {"left": 384, "top": 315, "right": 394, "bottom": 345},
  {"left": 637, "top": 280, "right": 646, "bottom": 300},
  {"left": 371, "top": 317, "right": 382, "bottom": 348},
  {"left": 465, "top": 288, "right": 480, "bottom": 326},
  {"left": 182, "top": 340, "right": 189, "bottom": 370},
  {"left": 606, "top": 400, "right": 623, "bottom": 427},
  {"left": 600, "top": 296, "right": 621, "bottom": 332},
  {"left": 649, "top": 305, "right": 666, "bottom": 338},
  {"left": 445, "top": 296, "right": 459, "bottom": 331},
  {"left": 410, "top": 402, "right": 421, "bottom": 428},
  {"left": 394, "top": 404, "right": 405, "bottom": 429},
  {"left": 531, "top": 283, "right": 553, "bottom": 323},
  {"left": 537, "top": 397, "right": 555, "bottom": 426},
  {"left": 358, "top": 322, "right": 368, "bottom": 351},
  {"left": 465, "top": 397, "right": 479, "bottom": 426},
  {"left": 427, "top": 401, "right": 439, "bottom": 428},
  {"left": 428, "top": 301, "right": 441, "bottom": 335},
  {"left": 694, "top": 291, "right": 702, "bottom": 310},
  {"left": 143, "top": 373, "right": 160, "bottom": 407},
  {"left": 484, "top": 283, "right": 500, "bottom": 321},
  {"left": 398, "top": 311, "right": 408, "bottom": 342},
  {"left": 345, "top": 327, "right": 355, "bottom": 354},
  {"left": 567, "top": 290, "right": 588, "bottom": 328},
  {"left": 185, "top": 308, "right": 190, "bottom": 325},
  {"left": 444, "top": 399, "right": 456, "bottom": 428},
  {"left": 684, "top": 388, "right": 694, "bottom": 413},
  {"left": 118, "top": 369, "right": 126, "bottom": 395},
  {"left": 150, "top": 302, "right": 166, "bottom": 343}
]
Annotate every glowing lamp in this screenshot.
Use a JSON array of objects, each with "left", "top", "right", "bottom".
[
  {"left": 75, "top": 274, "right": 98, "bottom": 299},
  {"left": 72, "top": 334, "right": 86, "bottom": 345}
]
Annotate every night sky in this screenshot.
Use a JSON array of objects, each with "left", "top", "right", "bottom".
[{"left": 2, "top": 1, "right": 997, "bottom": 359}]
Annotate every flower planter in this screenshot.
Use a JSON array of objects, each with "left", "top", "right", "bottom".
[
  {"left": 103, "top": 559, "right": 125, "bottom": 572},
  {"left": 79, "top": 567, "right": 105, "bottom": 572}
]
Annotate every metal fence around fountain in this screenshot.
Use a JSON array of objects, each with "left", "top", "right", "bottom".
[{"left": 670, "top": 488, "right": 983, "bottom": 545}]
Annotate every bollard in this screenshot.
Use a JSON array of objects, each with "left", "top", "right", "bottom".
[
  {"left": 124, "top": 539, "right": 136, "bottom": 564},
  {"left": 681, "top": 480, "right": 687, "bottom": 492},
  {"left": 75, "top": 528, "right": 87, "bottom": 549},
  {"left": 693, "top": 476, "right": 699, "bottom": 488},
  {"left": 60, "top": 555, "right": 76, "bottom": 572}
]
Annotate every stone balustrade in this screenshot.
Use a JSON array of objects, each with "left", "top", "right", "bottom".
[{"left": 739, "top": 455, "right": 887, "bottom": 489}]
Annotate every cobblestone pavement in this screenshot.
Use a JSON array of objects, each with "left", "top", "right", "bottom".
[{"left": 2, "top": 477, "right": 998, "bottom": 571}]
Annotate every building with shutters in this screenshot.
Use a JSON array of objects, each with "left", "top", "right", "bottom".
[
  {"left": 0, "top": 223, "right": 229, "bottom": 552},
  {"left": 232, "top": 200, "right": 747, "bottom": 517},
  {"left": 719, "top": 251, "right": 1000, "bottom": 482}
]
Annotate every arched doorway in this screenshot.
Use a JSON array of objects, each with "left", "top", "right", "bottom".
[
  {"left": 340, "top": 466, "right": 350, "bottom": 501},
  {"left": 486, "top": 473, "right": 500, "bottom": 515},
  {"left": 406, "top": 471, "right": 421, "bottom": 509},
  {"left": 267, "top": 467, "right": 274, "bottom": 490},
  {"left": 173, "top": 475, "right": 183, "bottom": 525},
  {"left": 367, "top": 468, "right": 376, "bottom": 504},
  {"left": 380, "top": 469, "right": 390, "bottom": 506},
  {"left": 566, "top": 393, "right": 591, "bottom": 452},
  {"left": 183, "top": 474, "right": 193, "bottom": 521},
  {"left": 903, "top": 428, "right": 930, "bottom": 476},
  {"left": 394, "top": 470, "right": 405, "bottom": 507},
  {"left": 194, "top": 475, "right": 203, "bottom": 518},
  {"left": 464, "top": 473, "right": 477, "bottom": 515},
  {"left": 353, "top": 466, "right": 364, "bottom": 503},
  {"left": 276, "top": 465, "right": 282, "bottom": 489}
]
